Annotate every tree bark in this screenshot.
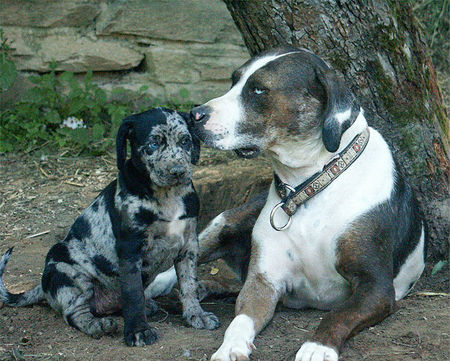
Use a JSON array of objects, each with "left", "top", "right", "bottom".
[{"left": 223, "top": 0, "right": 448, "bottom": 260}]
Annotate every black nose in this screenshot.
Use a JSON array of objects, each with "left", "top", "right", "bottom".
[
  {"left": 170, "top": 165, "right": 186, "bottom": 178},
  {"left": 190, "top": 105, "right": 208, "bottom": 123}
]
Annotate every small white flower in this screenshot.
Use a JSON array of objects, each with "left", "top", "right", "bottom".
[{"left": 61, "top": 116, "right": 86, "bottom": 129}]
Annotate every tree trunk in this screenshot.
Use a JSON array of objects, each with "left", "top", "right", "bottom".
[{"left": 223, "top": 0, "right": 448, "bottom": 260}]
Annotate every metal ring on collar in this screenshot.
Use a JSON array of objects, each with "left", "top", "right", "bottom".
[
  {"left": 270, "top": 202, "right": 292, "bottom": 231},
  {"left": 284, "top": 184, "right": 296, "bottom": 193}
]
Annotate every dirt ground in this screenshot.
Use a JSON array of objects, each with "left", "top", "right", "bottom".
[{"left": 0, "top": 151, "right": 448, "bottom": 361}]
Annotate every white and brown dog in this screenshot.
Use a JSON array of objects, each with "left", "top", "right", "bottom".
[{"left": 148, "top": 47, "right": 427, "bottom": 361}]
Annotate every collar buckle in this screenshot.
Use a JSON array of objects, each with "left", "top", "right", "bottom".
[
  {"left": 270, "top": 202, "right": 292, "bottom": 231},
  {"left": 270, "top": 184, "right": 295, "bottom": 231}
]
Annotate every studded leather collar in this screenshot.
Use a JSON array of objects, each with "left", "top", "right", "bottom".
[{"left": 274, "top": 128, "right": 370, "bottom": 218}]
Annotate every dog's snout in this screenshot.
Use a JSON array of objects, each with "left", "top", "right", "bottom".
[
  {"left": 170, "top": 165, "right": 187, "bottom": 178},
  {"left": 190, "top": 106, "right": 209, "bottom": 123}
]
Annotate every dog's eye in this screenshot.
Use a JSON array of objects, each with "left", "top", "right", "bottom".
[
  {"left": 252, "top": 87, "right": 268, "bottom": 95},
  {"left": 179, "top": 135, "right": 191, "bottom": 147},
  {"left": 149, "top": 136, "right": 162, "bottom": 150}
]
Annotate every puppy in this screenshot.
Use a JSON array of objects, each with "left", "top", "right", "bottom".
[{"left": 0, "top": 108, "right": 220, "bottom": 346}]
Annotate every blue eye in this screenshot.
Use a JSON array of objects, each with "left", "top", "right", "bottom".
[
  {"left": 252, "top": 87, "right": 268, "bottom": 95},
  {"left": 179, "top": 136, "right": 191, "bottom": 147},
  {"left": 148, "top": 136, "right": 163, "bottom": 150}
]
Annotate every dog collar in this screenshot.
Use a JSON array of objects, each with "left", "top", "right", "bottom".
[{"left": 270, "top": 127, "right": 370, "bottom": 231}]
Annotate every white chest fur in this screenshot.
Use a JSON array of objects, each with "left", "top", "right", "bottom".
[{"left": 252, "top": 127, "right": 395, "bottom": 310}]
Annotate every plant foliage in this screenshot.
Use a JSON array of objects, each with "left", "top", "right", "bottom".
[{"left": 0, "top": 61, "right": 192, "bottom": 154}]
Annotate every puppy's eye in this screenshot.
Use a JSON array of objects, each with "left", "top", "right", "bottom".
[
  {"left": 149, "top": 136, "right": 162, "bottom": 150},
  {"left": 179, "top": 135, "right": 191, "bottom": 147},
  {"left": 252, "top": 87, "right": 268, "bottom": 95}
]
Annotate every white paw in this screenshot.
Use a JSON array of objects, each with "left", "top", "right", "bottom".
[
  {"left": 295, "top": 342, "right": 338, "bottom": 361},
  {"left": 144, "top": 267, "right": 177, "bottom": 298},
  {"left": 210, "top": 340, "right": 253, "bottom": 361}
]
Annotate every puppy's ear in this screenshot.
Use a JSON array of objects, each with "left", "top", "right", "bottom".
[
  {"left": 116, "top": 117, "right": 134, "bottom": 170},
  {"left": 180, "top": 111, "right": 201, "bottom": 165},
  {"left": 315, "top": 68, "right": 360, "bottom": 152}
]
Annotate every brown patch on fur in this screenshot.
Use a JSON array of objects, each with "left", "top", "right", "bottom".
[
  {"left": 90, "top": 283, "right": 122, "bottom": 316},
  {"left": 311, "top": 222, "right": 396, "bottom": 351},
  {"left": 226, "top": 51, "right": 329, "bottom": 148},
  {"left": 235, "top": 271, "right": 279, "bottom": 333}
]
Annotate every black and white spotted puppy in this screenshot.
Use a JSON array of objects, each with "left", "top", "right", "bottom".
[{"left": 0, "top": 108, "right": 220, "bottom": 346}]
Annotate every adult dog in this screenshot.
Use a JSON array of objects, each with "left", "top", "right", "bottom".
[
  {"left": 0, "top": 108, "right": 220, "bottom": 347},
  {"left": 179, "top": 47, "right": 425, "bottom": 361}
]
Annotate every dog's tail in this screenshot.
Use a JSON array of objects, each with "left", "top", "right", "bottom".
[{"left": 0, "top": 248, "right": 44, "bottom": 307}]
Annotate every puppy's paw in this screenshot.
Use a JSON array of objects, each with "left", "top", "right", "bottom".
[
  {"left": 99, "top": 317, "right": 118, "bottom": 334},
  {"left": 295, "top": 342, "right": 338, "bottom": 361},
  {"left": 185, "top": 310, "right": 220, "bottom": 330},
  {"left": 88, "top": 317, "right": 118, "bottom": 339},
  {"left": 124, "top": 326, "right": 158, "bottom": 347}
]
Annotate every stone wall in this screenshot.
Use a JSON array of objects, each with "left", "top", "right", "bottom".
[{"left": 0, "top": 0, "right": 249, "bottom": 104}]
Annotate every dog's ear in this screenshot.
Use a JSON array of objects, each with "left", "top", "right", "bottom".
[
  {"left": 180, "top": 111, "right": 201, "bottom": 165},
  {"left": 116, "top": 117, "right": 134, "bottom": 170},
  {"left": 315, "top": 68, "right": 360, "bottom": 152}
]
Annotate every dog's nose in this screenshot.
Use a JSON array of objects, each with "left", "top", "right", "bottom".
[
  {"left": 170, "top": 165, "right": 187, "bottom": 178},
  {"left": 190, "top": 106, "right": 208, "bottom": 123}
]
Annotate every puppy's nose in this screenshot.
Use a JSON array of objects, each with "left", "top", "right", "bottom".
[
  {"left": 170, "top": 165, "right": 187, "bottom": 178},
  {"left": 190, "top": 105, "right": 209, "bottom": 123}
]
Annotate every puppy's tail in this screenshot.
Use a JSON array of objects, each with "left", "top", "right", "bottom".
[{"left": 0, "top": 248, "right": 44, "bottom": 307}]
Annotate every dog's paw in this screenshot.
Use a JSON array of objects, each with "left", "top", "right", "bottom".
[
  {"left": 295, "top": 342, "right": 338, "bottom": 361},
  {"left": 210, "top": 341, "right": 252, "bottom": 361},
  {"left": 124, "top": 326, "right": 158, "bottom": 347},
  {"left": 185, "top": 310, "right": 221, "bottom": 330}
]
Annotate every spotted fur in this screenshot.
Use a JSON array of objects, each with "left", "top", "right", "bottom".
[{"left": 0, "top": 107, "right": 218, "bottom": 347}]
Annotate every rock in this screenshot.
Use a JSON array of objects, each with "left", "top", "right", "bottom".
[
  {"left": 145, "top": 47, "right": 200, "bottom": 83},
  {"left": 0, "top": 0, "right": 101, "bottom": 28},
  {"left": 1, "top": 0, "right": 249, "bottom": 104},
  {"left": 4, "top": 28, "right": 144, "bottom": 72},
  {"left": 142, "top": 42, "right": 248, "bottom": 102},
  {"left": 96, "top": 0, "right": 241, "bottom": 44},
  {"left": 164, "top": 81, "right": 230, "bottom": 105}
]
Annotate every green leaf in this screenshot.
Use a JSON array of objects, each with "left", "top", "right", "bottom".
[
  {"left": 139, "top": 85, "right": 149, "bottom": 93},
  {"left": 69, "top": 99, "right": 85, "bottom": 114},
  {"left": 432, "top": 260, "right": 448, "bottom": 275},
  {"left": 92, "top": 123, "right": 105, "bottom": 140},
  {"left": 69, "top": 88, "right": 83, "bottom": 99},
  {"left": 111, "top": 87, "right": 126, "bottom": 96},
  {"left": 60, "top": 71, "right": 74, "bottom": 83},
  {"left": 179, "top": 88, "right": 189, "bottom": 99},
  {"left": 45, "top": 110, "right": 61, "bottom": 124},
  {"left": 0, "top": 57, "right": 17, "bottom": 91},
  {"left": 70, "top": 127, "right": 90, "bottom": 146},
  {"left": 0, "top": 140, "right": 14, "bottom": 152},
  {"left": 84, "top": 70, "right": 93, "bottom": 87},
  {"left": 49, "top": 60, "right": 58, "bottom": 71},
  {"left": 94, "top": 88, "right": 107, "bottom": 104}
]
